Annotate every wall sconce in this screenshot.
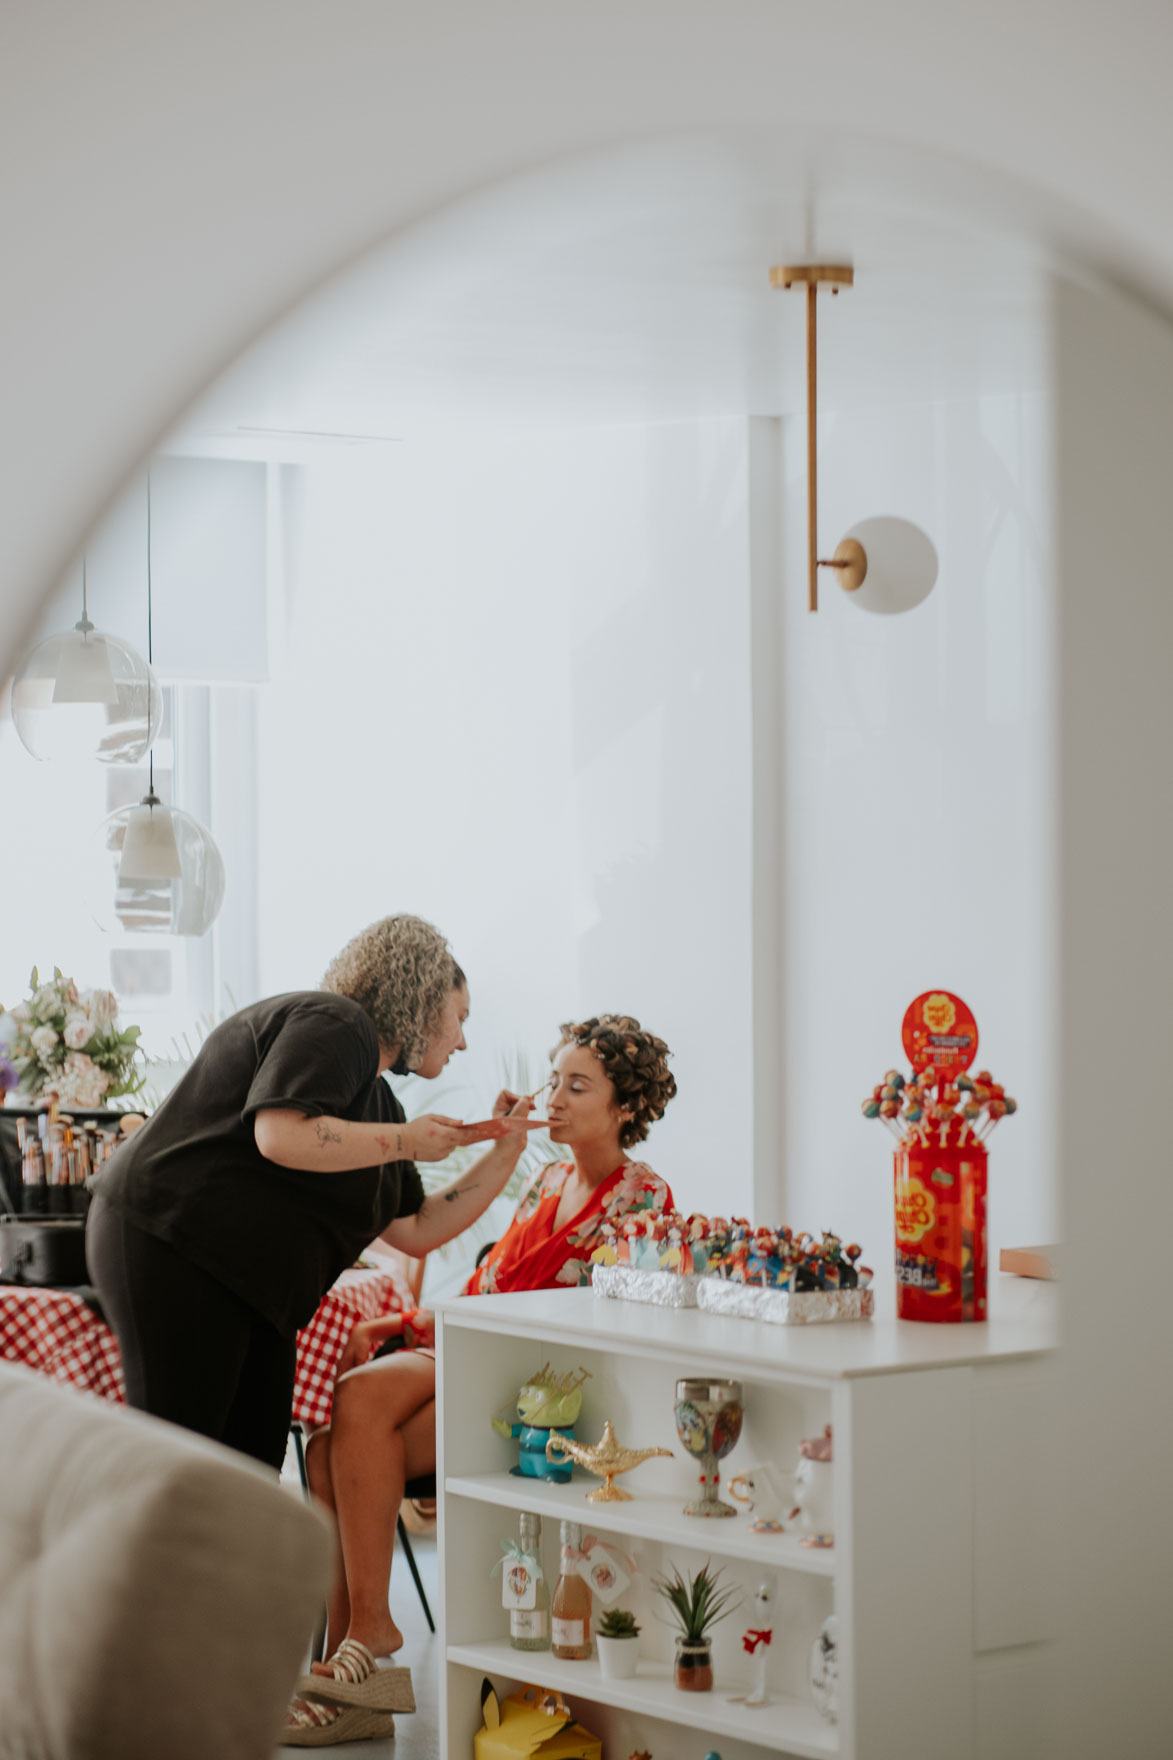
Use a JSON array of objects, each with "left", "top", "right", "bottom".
[{"left": 771, "top": 263, "right": 939, "bottom": 616}]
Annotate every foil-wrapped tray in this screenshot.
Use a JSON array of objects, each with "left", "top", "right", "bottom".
[
  {"left": 591, "top": 1263, "right": 700, "bottom": 1308},
  {"left": 696, "top": 1279, "right": 874, "bottom": 1326}
]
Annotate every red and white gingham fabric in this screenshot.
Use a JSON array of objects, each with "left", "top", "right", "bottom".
[
  {"left": 292, "top": 1264, "right": 408, "bottom": 1430},
  {"left": 0, "top": 1285, "right": 126, "bottom": 1404},
  {"left": 1, "top": 1263, "right": 409, "bottom": 1429}
]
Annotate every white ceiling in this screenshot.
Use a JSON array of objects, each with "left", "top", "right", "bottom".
[{"left": 169, "top": 136, "right": 1053, "bottom": 460}]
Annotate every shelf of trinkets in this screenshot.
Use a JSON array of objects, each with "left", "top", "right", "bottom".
[
  {"left": 435, "top": 1284, "right": 1057, "bottom": 1760},
  {"left": 450, "top": 1640, "right": 839, "bottom": 1758}
]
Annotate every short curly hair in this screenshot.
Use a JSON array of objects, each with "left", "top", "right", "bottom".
[
  {"left": 553, "top": 1014, "right": 677, "bottom": 1148},
  {"left": 321, "top": 914, "right": 463, "bottom": 1072}
]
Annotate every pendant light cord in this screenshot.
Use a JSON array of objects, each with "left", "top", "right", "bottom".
[{"left": 147, "top": 472, "right": 154, "bottom": 798}]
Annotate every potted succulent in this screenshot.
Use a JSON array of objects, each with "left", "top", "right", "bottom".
[
  {"left": 654, "top": 1560, "right": 740, "bottom": 1692},
  {"left": 595, "top": 1607, "right": 641, "bottom": 1680}
]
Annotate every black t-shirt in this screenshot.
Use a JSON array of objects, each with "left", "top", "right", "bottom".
[{"left": 92, "top": 991, "right": 425, "bottom": 1335}]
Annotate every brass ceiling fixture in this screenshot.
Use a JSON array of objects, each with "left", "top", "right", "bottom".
[{"left": 770, "top": 263, "right": 867, "bottom": 612}]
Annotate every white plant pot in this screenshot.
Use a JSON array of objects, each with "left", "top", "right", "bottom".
[{"left": 596, "top": 1635, "right": 639, "bottom": 1680}]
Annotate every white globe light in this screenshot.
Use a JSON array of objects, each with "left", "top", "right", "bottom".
[
  {"left": 94, "top": 797, "right": 225, "bottom": 936},
  {"left": 11, "top": 625, "right": 162, "bottom": 762},
  {"left": 841, "top": 517, "right": 939, "bottom": 616}
]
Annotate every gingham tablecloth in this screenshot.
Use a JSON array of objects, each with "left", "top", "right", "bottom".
[
  {"left": 292, "top": 1264, "right": 409, "bottom": 1430},
  {"left": 0, "top": 1284, "right": 125, "bottom": 1404},
  {"left": 0, "top": 1264, "right": 408, "bottom": 1429}
]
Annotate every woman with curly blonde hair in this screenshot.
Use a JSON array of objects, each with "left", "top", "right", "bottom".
[
  {"left": 282, "top": 1014, "right": 676, "bottom": 1742},
  {"left": 87, "top": 914, "right": 540, "bottom": 1473}
]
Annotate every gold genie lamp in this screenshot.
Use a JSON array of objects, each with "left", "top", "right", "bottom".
[{"left": 545, "top": 1420, "right": 673, "bottom": 1501}]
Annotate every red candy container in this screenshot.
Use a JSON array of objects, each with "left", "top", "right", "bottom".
[
  {"left": 893, "top": 1125, "right": 988, "bottom": 1322},
  {"left": 861, "top": 990, "right": 1013, "bottom": 1323}
]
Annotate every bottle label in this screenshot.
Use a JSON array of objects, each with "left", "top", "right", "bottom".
[
  {"left": 510, "top": 1608, "right": 548, "bottom": 1640},
  {"left": 501, "top": 1560, "right": 538, "bottom": 1611},
  {"left": 581, "top": 1543, "right": 630, "bottom": 1607},
  {"left": 552, "top": 1617, "right": 587, "bottom": 1647}
]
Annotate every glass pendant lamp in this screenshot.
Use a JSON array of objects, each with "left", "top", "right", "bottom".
[
  {"left": 93, "top": 473, "right": 226, "bottom": 937},
  {"left": 10, "top": 558, "right": 161, "bottom": 762}
]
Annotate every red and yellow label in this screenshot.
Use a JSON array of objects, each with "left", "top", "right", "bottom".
[
  {"left": 901, "top": 989, "right": 979, "bottom": 1080},
  {"left": 894, "top": 1173, "right": 936, "bottom": 1243}
]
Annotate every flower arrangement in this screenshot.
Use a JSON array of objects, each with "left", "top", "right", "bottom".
[{"left": 0, "top": 967, "right": 144, "bottom": 1109}]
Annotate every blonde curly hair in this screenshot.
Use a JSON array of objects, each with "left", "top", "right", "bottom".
[
  {"left": 321, "top": 914, "right": 463, "bottom": 1072},
  {"left": 554, "top": 1014, "right": 677, "bottom": 1148}
]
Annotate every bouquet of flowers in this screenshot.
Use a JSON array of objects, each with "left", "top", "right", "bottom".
[{"left": 0, "top": 967, "right": 144, "bottom": 1108}]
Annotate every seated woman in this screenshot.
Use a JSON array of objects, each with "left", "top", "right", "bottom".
[{"left": 287, "top": 1014, "right": 675, "bottom": 1737}]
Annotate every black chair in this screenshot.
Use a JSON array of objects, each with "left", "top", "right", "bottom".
[{"left": 289, "top": 1427, "right": 436, "bottom": 1642}]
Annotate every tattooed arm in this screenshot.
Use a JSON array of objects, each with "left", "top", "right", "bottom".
[
  {"left": 380, "top": 1093, "right": 536, "bottom": 1255},
  {"left": 252, "top": 1108, "right": 524, "bottom": 1170},
  {"left": 379, "top": 1133, "right": 528, "bottom": 1255}
]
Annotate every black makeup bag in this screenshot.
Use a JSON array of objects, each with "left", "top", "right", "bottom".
[{"left": 0, "top": 1215, "right": 90, "bottom": 1287}]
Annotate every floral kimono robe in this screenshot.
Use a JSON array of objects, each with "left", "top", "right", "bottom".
[{"left": 464, "top": 1160, "right": 672, "bottom": 1296}]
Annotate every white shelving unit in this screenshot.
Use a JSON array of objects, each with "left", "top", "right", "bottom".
[{"left": 436, "top": 1280, "right": 1056, "bottom": 1760}]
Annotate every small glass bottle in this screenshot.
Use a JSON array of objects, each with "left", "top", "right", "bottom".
[
  {"left": 551, "top": 1520, "right": 592, "bottom": 1659},
  {"left": 509, "top": 1511, "right": 550, "bottom": 1652}
]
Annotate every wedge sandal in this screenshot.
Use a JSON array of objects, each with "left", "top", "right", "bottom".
[
  {"left": 293, "top": 1638, "right": 415, "bottom": 1712},
  {"left": 284, "top": 1696, "right": 397, "bottom": 1747}
]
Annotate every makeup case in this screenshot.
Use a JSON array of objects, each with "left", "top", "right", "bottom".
[{"left": 0, "top": 1214, "right": 90, "bottom": 1288}]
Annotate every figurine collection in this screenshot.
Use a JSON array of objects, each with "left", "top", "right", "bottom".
[{"left": 590, "top": 1211, "right": 872, "bottom": 1292}]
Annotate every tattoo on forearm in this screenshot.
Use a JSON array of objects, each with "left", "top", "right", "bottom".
[
  {"left": 443, "top": 1181, "right": 479, "bottom": 1203},
  {"left": 315, "top": 1119, "right": 343, "bottom": 1146}
]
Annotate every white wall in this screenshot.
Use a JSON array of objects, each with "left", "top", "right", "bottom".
[
  {"left": 772, "top": 389, "right": 1057, "bottom": 1285},
  {"left": 253, "top": 421, "right": 755, "bottom": 1215}
]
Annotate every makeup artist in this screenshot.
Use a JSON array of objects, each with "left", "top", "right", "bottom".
[{"left": 86, "top": 913, "right": 538, "bottom": 1470}]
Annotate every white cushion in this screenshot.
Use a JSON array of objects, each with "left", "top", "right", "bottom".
[{"left": 0, "top": 1362, "right": 332, "bottom": 1760}]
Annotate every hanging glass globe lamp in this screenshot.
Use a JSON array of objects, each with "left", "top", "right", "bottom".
[
  {"left": 94, "top": 792, "right": 226, "bottom": 936},
  {"left": 11, "top": 614, "right": 161, "bottom": 764}
]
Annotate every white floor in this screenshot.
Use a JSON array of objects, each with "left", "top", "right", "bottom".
[{"left": 272, "top": 1525, "right": 441, "bottom": 1760}]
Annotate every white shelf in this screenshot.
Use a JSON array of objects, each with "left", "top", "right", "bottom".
[
  {"left": 437, "top": 1284, "right": 1057, "bottom": 1382},
  {"left": 446, "top": 1469, "right": 836, "bottom": 1576},
  {"left": 448, "top": 1640, "right": 839, "bottom": 1757}
]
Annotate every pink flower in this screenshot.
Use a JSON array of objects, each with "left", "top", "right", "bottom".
[
  {"left": 88, "top": 990, "right": 118, "bottom": 1030},
  {"left": 64, "top": 1010, "right": 91, "bottom": 1050},
  {"left": 30, "top": 1025, "right": 58, "bottom": 1055}
]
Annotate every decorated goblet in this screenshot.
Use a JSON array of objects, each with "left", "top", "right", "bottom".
[{"left": 674, "top": 1377, "right": 744, "bottom": 1517}]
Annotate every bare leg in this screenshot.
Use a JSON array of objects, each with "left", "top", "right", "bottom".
[{"left": 312, "top": 1351, "right": 437, "bottom": 1661}]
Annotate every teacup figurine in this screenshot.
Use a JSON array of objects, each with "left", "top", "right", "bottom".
[{"left": 728, "top": 1462, "right": 791, "bottom": 1533}]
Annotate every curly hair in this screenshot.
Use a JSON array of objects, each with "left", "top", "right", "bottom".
[
  {"left": 554, "top": 1014, "right": 677, "bottom": 1148},
  {"left": 321, "top": 915, "right": 463, "bottom": 1072}
]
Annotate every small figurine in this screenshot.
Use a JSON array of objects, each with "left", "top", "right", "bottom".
[
  {"left": 809, "top": 1613, "right": 839, "bottom": 1723},
  {"left": 792, "top": 1424, "right": 834, "bottom": 1547},
  {"left": 545, "top": 1420, "right": 673, "bottom": 1501},
  {"left": 729, "top": 1460, "right": 791, "bottom": 1531},
  {"left": 728, "top": 1579, "right": 775, "bottom": 1707}
]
